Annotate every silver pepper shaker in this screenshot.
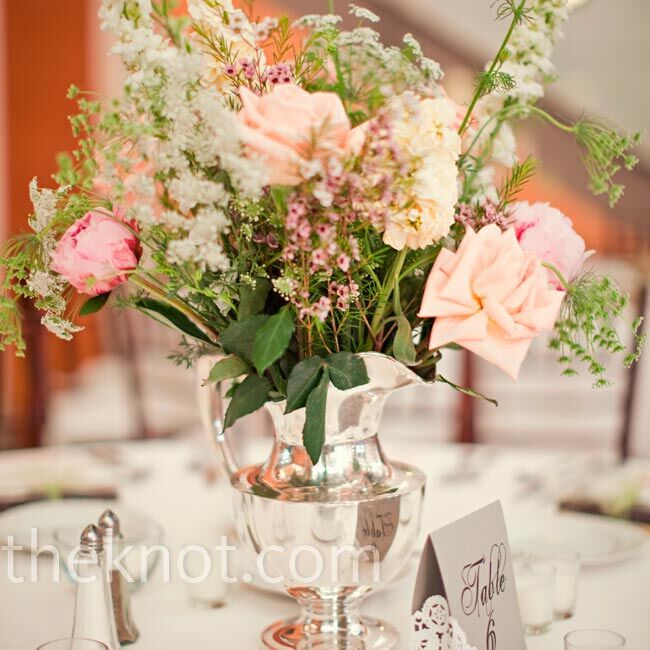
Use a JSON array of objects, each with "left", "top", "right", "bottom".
[
  {"left": 98, "top": 509, "right": 140, "bottom": 645},
  {"left": 71, "top": 524, "right": 121, "bottom": 650}
]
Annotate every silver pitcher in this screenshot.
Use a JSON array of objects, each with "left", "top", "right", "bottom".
[{"left": 197, "top": 353, "right": 427, "bottom": 649}]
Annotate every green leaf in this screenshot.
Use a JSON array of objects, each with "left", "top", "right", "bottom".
[
  {"left": 435, "top": 374, "right": 498, "bottom": 407},
  {"left": 204, "top": 355, "right": 250, "bottom": 385},
  {"left": 238, "top": 278, "right": 271, "bottom": 321},
  {"left": 221, "top": 315, "right": 269, "bottom": 364},
  {"left": 270, "top": 186, "right": 290, "bottom": 214},
  {"left": 393, "top": 315, "right": 417, "bottom": 366},
  {"left": 224, "top": 374, "right": 271, "bottom": 430},
  {"left": 134, "top": 298, "right": 212, "bottom": 344},
  {"left": 252, "top": 308, "right": 295, "bottom": 375},
  {"left": 79, "top": 292, "right": 111, "bottom": 316},
  {"left": 303, "top": 369, "right": 329, "bottom": 465},
  {"left": 326, "top": 352, "right": 369, "bottom": 391},
  {"left": 286, "top": 356, "right": 324, "bottom": 413}
]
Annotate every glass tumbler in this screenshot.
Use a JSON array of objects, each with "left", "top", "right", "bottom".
[
  {"left": 564, "top": 629, "right": 625, "bottom": 649},
  {"left": 513, "top": 555, "right": 556, "bottom": 635},
  {"left": 36, "top": 640, "right": 109, "bottom": 650},
  {"left": 529, "top": 543, "right": 580, "bottom": 619}
]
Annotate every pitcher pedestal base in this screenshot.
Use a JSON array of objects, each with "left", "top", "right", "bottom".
[{"left": 262, "top": 616, "right": 399, "bottom": 649}]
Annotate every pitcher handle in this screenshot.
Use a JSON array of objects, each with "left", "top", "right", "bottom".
[{"left": 196, "top": 355, "right": 239, "bottom": 480}]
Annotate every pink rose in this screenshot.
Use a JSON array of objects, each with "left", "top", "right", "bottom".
[
  {"left": 50, "top": 210, "right": 140, "bottom": 295},
  {"left": 238, "top": 84, "right": 353, "bottom": 186},
  {"left": 418, "top": 225, "right": 564, "bottom": 379},
  {"left": 510, "top": 201, "right": 593, "bottom": 289}
]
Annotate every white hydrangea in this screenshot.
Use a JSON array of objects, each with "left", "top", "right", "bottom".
[
  {"left": 384, "top": 93, "right": 461, "bottom": 250},
  {"left": 349, "top": 4, "right": 380, "bottom": 23}
]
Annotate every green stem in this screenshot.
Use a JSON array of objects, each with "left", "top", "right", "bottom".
[
  {"left": 457, "top": 1, "right": 526, "bottom": 136},
  {"left": 129, "top": 274, "right": 220, "bottom": 344},
  {"left": 367, "top": 248, "right": 408, "bottom": 347},
  {"left": 327, "top": 0, "right": 335, "bottom": 13},
  {"left": 526, "top": 105, "right": 575, "bottom": 133},
  {"left": 542, "top": 262, "right": 570, "bottom": 291}
]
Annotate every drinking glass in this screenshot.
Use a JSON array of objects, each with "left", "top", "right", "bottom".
[
  {"left": 513, "top": 555, "right": 556, "bottom": 635},
  {"left": 36, "top": 640, "right": 109, "bottom": 650},
  {"left": 529, "top": 543, "right": 580, "bottom": 619},
  {"left": 564, "top": 629, "right": 625, "bottom": 649},
  {"left": 182, "top": 543, "right": 232, "bottom": 609}
]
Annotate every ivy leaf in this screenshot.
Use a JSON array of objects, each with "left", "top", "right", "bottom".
[
  {"left": 79, "top": 292, "right": 110, "bottom": 316},
  {"left": 393, "top": 315, "right": 417, "bottom": 366},
  {"left": 303, "top": 369, "right": 329, "bottom": 465},
  {"left": 134, "top": 298, "right": 212, "bottom": 344},
  {"left": 435, "top": 374, "right": 498, "bottom": 407},
  {"left": 326, "top": 352, "right": 369, "bottom": 391},
  {"left": 204, "top": 355, "right": 250, "bottom": 385},
  {"left": 252, "top": 308, "right": 295, "bottom": 375},
  {"left": 224, "top": 374, "right": 271, "bottom": 430},
  {"left": 238, "top": 278, "right": 271, "bottom": 322},
  {"left": 221, "top": 315, "right": 269, "bottom": 364},
  {"left": 285, "top": 356, "right": 323, "bottom": 413}
]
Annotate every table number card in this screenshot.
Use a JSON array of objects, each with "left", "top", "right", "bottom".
[{"left": 411, "top": 501, "right": 525, "bottom": 650}]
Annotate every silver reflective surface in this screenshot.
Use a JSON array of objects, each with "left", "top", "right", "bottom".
[{"left": 198, "top": 353, "right": 428, "bottom": 649}]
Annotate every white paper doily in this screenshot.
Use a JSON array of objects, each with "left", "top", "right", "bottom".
[{"left": 410, "top": 595, "right": 477, "bottom": 650}]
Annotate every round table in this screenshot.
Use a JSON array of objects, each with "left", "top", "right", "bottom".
[{"left": 0, "top": 438, "right": 647, "bottom": 649}]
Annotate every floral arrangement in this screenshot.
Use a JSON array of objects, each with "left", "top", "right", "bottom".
[{"left": 1, "top": 0, "right": 645, "bottom": 463}]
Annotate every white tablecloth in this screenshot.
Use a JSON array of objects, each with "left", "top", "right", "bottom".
[{"left": 0, "top": 437, "right": 647, "bottom": 649}]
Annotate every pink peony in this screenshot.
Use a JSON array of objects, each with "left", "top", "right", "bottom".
[
  {"left": 50, "top": 210, "right": 140, "bottom": 295},
  {"left": 238, "top": 84, "right": 353, "bottom": 186},
  {"left": 418, "top": 225, "right": 565, "bottom": 379},
  {"left": 510, "top": 201, "right": 593, "bottom": 289}
]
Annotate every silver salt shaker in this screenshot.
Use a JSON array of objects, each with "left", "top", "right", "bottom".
[
  {"left": 71, "top": 524, "right": 121, "bottom": 650},
  {"left": 98, "top": 510, "right": 140, "bottom": 645}
]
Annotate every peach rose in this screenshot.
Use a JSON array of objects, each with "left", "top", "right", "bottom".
[
  {"left": 238, "top": 84, "right": 353, "bottom": 186},
  {"left": 50, "top": 210, "right": 140, "bottom": 296},
  {"left": 418, "top": 224, "right": 565, "bottom": 379}
]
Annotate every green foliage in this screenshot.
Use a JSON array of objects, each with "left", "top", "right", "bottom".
[
  {"left": 224, "top": 374, "right": 271, "bottom": 430},
  {"left": 205, "top": 355, "right": 250, "bottom": 384},
  {"left": 572, "top": 117, "right": 642, "bottom": 207},
  {"left": 79, "top": 292, "right": 111, "bottom": 316},
  {"left": 286, "top": 357, "right": 324, "bottom": 413},
  {"left": 134, "top": 297, "right": 213, "bottom": 344},
  {"left": 393, "top": 315, "right": 417, "bottom": 366},
  {"left": 326, "top": 351, "right": 370, "bottom": 391},
  {"left": 221, "top": 315, "right": 269, "bottom": 364},
  {"left": 497, "top": 156, "right": 537, "bottom": 211},
  {"left": 474, "top": 70, "right": 516, "bottom": 97},
  {"left": 435, "top": 374, "right": 498, "bottom": 407},
  {"left": 238, "top": 278, "right": 271, "bottom": 321},
  {"left": 550, "top": 273, "right": 647, "bottom": 387},
  {"left": 252, "top": 308, "right": 295, "bottom": 375},
  {"left": 303, "top": 368, "right": 330, "bottom": 465}
]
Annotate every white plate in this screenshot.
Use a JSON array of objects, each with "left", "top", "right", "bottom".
[
  {"left": 511, "top": 512, "right": 649, "bottom": 566},
  {"left": 0, "top": 498, "right": 123, "bottom": 549}
]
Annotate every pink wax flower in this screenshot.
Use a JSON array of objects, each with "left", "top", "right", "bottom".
[
  {"left": 510, "top": 201, "right": 593, "bottom": 289},
  {"left": 418, "top": 224, "right": 564, "bottom": 380},
  {"left": 238, "top": 84, "right": 353, "bottom": 186},
  {"left": 50, "top": 210, "right": 140, "bottom": 296}
]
